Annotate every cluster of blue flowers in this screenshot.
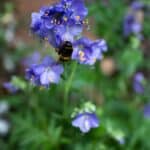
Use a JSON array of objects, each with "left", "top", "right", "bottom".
[
  {"left": 27, "top": 0, "right": 107, "bottom": 88},
  {"left": 26, "top": 0, "right": 107, "bottom": 133},
  {"left": 123, "top": 1, "right": 144, "bottom": 38}
]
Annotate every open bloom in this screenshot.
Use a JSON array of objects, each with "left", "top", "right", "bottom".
[
  {"left": 72, "top": 37, "right": 107, "bottom": 65},
  {"left": 26, "top": 56, "right": 64, "bottom": 88},
  {"left": 133, "top": 72, "right": 145, "bottom": 94},
  {"left": 72, "top": 113, "right": 99, "bottom": 133}
]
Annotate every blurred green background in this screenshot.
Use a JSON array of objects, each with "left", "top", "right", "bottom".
[{"left": 0, "top": 0, "right": 150, "bottom": 149}]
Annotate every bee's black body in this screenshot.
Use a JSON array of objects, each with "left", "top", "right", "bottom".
[{"left": 57, "top": 41, "right": 73, "bottom": 61}]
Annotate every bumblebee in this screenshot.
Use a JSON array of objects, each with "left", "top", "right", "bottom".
[{"left": 57, "top": 41, "right": 73, "bottom": 61}]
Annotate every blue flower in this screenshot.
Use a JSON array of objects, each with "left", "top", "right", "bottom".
[
  {"left": 123, "top": 15, "right": 142, "bottom": 37},
  {"left": 143, "top": 104, "right": 150, "bottom": 118},
  {"left": 72, "top": 113, "right": 99, "bottom": 133},
  {"left": 31, "top": 11, "right": 51, "bottom": 39},
  {"left": 3, "top": 82, "right": 19, "bottom": 93},
  {"left": 133, "top": 72, "right": 145, "bottom": 94},
  {"left": 30, "top": 0, "right": 107, "bottom": 65},
  {"left": 123, "top": 1, "right": 144, "bottom": 38},
  {"left": 30, "top": 0, "right": 89, "bottom": 49},
  {"left": 26, "top": 56, "right": 64, "bottom": 88},
  {"left": 72, "top": 37, "right": 107, "bottom": 65},
  {"left": 131, "top": 1, "right": 144, "bottom": 11},
  {"left": 61, "top": 0, "right": 88, "bottom": 21}
]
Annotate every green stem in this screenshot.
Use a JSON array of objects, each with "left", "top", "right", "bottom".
[{"left": 63, "top": 61, "right": 77, "bottom": 116}]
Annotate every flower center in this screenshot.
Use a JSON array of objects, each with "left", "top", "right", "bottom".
[
  {"left": 43, "top": 9, "right": 65, "bottom": 25},
  {"left": 79, "top": 51, "right": 86, "bottom": 62}
]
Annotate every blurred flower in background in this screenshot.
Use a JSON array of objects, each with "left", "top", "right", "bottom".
[
  {"left": 0, "top": 101, "right": 9, "bottom": 115},
  {"left": 123, "top": 1, "right": 144, "bottom": 39},
  {"left": 133, "top": 72, "right": 145, "bottom": 94},
  {"left": 0, "top": 119, "right": 10, "bottom": 137},
  {"left": 0, "top": 101, "right": 10, "bottom": 137},
  {"left": 143, "top": 104, "right": 150, "bottom": 118},
  {"left": 3, "top": 82, "right": 19, "bottom": 94},
  {"left": 131, "top": 1, "right": 144, "bottom": 11}
]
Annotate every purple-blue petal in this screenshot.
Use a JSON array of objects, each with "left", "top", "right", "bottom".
[
  {"left": 133, "top": 72, "right": 145, "bottom": 94},
  {"left": 143, "top": 104, "right": 150, "bottom": 118},
  {"left": 26, "top": 56, "right": 64, "bottom": 88},
  {"left": 3, "top": 82, "right": 19, "bottom": 93},
  {"left": 72, "top": 113, "right": 99, "bottom": 133},
  {"left": 72, "top": 37, "right": 107, "bottom": 65}
]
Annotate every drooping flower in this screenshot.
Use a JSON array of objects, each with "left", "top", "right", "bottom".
[
  {"left": 143, "top": 104, "right": 150, "bottom": 118},
  {"left": 72, "top": 113, "right": 99, "bottom": 133},
  {"left": 72, "top": 37, "right": 107, "bottom": 65},
  {"left": 26, "top": 56, "right": 64, "bottom": 88},
  {"left": 133, "top": 72, "right": 145, "bottom": 94}
]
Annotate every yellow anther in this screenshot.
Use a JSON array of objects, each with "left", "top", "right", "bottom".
[
  {"left": 79, "top": 51, "right": 85, "bottom": 57},
  {"left": 79, "top": 51, "right": 85, "bottom": 62},
  {"left": 76, "top": 16, "right": 80, "bottom": 21}
]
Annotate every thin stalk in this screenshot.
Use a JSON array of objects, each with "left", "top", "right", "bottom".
[{"left": 63, "top": 62, "right": 77, "bottom": 116}]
